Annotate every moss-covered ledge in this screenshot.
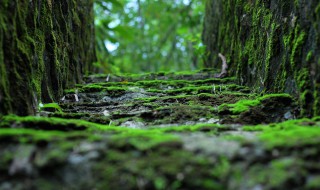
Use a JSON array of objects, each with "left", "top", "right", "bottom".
[{"left": 0, "top": 0, "right": 96, "bottom": 115}]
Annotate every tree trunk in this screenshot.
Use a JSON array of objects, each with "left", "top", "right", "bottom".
[
  {"left": 0, "top": 0, "right": 96, "bottom": 115},
  {"left": 203, "top": 0, "right": 320, "bottom": 117}
]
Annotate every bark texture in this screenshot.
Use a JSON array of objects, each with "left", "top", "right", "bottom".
[
  {"left": 203, "top": 0, "right": 320, "bottom": 116},
  {"left": 0, "top": 0, "right": 96, "bottom": 115}
]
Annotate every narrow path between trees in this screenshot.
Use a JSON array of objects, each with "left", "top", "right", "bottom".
[{"left": 1, "top": 69, "right": 319, "bottom": 189}]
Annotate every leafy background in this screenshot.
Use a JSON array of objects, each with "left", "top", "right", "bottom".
[{"left": 94, "top": 0, "right": 206, "bottom": 74}]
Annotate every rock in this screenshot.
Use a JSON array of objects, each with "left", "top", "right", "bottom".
[{"left": 121, "top": 121, "right": 145, "bottom": 128}]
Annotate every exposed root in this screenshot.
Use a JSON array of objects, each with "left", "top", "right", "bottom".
[{"left": 214, "top": 53, "right": 228, "bottom": 78}]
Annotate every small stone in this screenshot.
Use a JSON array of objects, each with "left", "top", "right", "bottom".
[
  {"left": 0, "top": 182, "right": 12, "bottom": 190},
  {"left": 284, "top": 111, "right": 293, "bottom": 119},
  {"left": 207, "top": 118, "right": 219, "bottom": 124},
  {"left": 122, "top": 121, "right": 145, "bottom": 129},
  {"left": 102, "top": 110, "right": 110, "bottom": 116},
  {"left": 272, "top": 149, "right": 280, "bottom": 157},
  {"left": 9, "top": 145, "right": 36, "bottom": 177},
  {"left": 251, "top": 185, "right": 263, "bottom": 190},
  {"left": 185, "top": 121, "right": 195, "bottom": 125},
  {"left": 176, "top": 173, "right": 184, "bottom": 180},
  {"left": 68, "top": 154, "right": 85, "bottom": 165},
  {"left": 102, "top": 96, "right": 112, "bottom": 102}
]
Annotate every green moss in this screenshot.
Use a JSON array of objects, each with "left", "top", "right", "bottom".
[
  {"left": 110, "top": 131, "right": 180, "bottom": 151},
  {"left": 260, "top": 126, "right": 320, "bottom": 148},
  {"left": 78, "top": 84, "right": 128, "bottom": 96},
  {"left": 147, "top": 84, "right": 250, "bottom": 96},
  {"left": 306, "top": 51, "right": 313, "bottom": 62},
  {"left": 219, "top": 99, "right": 260, "bottom": 114},
  {"left": 258, "top": 93, "right": 292, "bottom": 101},
  {"left": 0, "top": 0, "right": 96, "bottom": 115},
  {"left": 307, "top": 175, "right": 320, "bottom": 189},
  {"left": 242, "top": 125, "right": 264, "bottom": 131},
  {"left": 296, "top": 68, "right": 310, "bottom": 90},
  {"left": 203, "top": 0, "right": 320, "bottom": 116},
  {"left": 154, "top": 123, "right": 230, "bottom": 134},
  {"left": 0, "top": 128, "right": 86, "bottom": 142},
  {"left": 244, "top": 118, "right": 320, "bottom": 149},
  {"left": 245, "top": 158, "right": 304, "bottom": 188},
  {"left": 136, "top": 80, "right": 186, "bottom": 88},
  {"left": 264, "top": 22, "right": 278, "bottom": 86},
  {"left": 290, "top": 26, "right": 306, "bottom": 69},
  {"left": 40, "top": 102, "right": 63, "bottom": 113},
  {"left": 313, "top": 84, "right": 320, "bottom": 116},
  {"left": 0, "top": 115, "right": 120, "bottom": 132},
  {"left": 283, "top": 33, "right": 292, "bottom": 48},
  {"left": 269, "top": 158, "right": 303, "bottom": 187},
  {"left": 64, "top": 88, "right": 77, "bottom": 94},
  {"left": 218, "top": 93, "right": 292, "bottom": 114}
]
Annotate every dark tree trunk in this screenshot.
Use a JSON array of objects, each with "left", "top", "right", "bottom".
[
  {"left": 203, "top": 0, "right": 320, "bottom": 117},
  {"left": 0, "top": 0, "right": 96, "bottom": 115}
]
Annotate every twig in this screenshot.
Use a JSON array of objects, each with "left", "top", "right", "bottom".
[
  {"left": 214, "top": 53, "right": 228, "bottom": 78},
  {"left": 106, "top": 74, "right": 110, "bottom": 82}
]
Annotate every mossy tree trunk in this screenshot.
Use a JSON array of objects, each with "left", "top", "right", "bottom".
[
  {"left": 203, "top": 0, "right": 320, "bottom": 117},
  {"left": 0, "top": 0, "right": 96, "bottom": 115}
]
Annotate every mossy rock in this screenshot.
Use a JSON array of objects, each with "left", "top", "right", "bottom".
[{"left": 218, "top": 94, "right": 298, "bottom": 124}]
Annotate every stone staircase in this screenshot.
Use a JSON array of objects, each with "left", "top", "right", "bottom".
[{"left": 0, "top": 69, "right": 319, "bottom": 190}]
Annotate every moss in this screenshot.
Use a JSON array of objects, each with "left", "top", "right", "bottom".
[
  {"left": 146, "top": 105, "right": 216, "bottom": 125},
  {"left": 264, "top": 22, "right": 278, "bottom": 87},
  {"left": 49, "top": 112, "right": 91, "bottom": 119},
  {"left": 85, "top": 69, "right": 220, "bottom": 83},
  {"left": 218, "top": 93, "right": 292, "bottom": 114},
  {"left": 0, "top": 115, "right": 120, "bottom": 132},
  {"left": 134, "top": 78, "right": 236, "bottom": 90},
  {"left": 313, "top": 83, "right": 320, "bottom": 116},
  {"left": 40, "top": 103, "right": 63, "bottom": 113},
  {"left": 110, "top": 131, "right": 180, "bottom": 151},
  {"left": 203, "top": 1, "right": 320, "bottom": 116},
  {"left": 148, "top": 84, "right": 250, "bottom": 96},
  {"left": 192, "top": 77, "right": 236, "bottom": 85},
  {"left": 93, "top": 145, "right": 218, "bottom": 189},
  {"left": 306, "top": 51, "right": 313, "bottom": 62},
  {"left": 243, "top": 158, "right": 305, "bottom": 189},
  {"left": 219, "top": 99, "right": 260, "bottom": 114},
  {"left": 78, "top": 84, "right": 128, "bottom": 96},
  {"left": 268, "top": 158, "right": 301, "bottom": 187},
  {"left": 155, "top": 123, "right": 231, "bottom": 134},
  {"left": 290, "top": 26, "right": 306, "bottom": 69},
  {"left": 0, "top": 0, "right": 96, "bottom": 115},
  {"left": 283, "top": 33, "right": 292, "bottom": 48},
  {"left": 0, "top": 128, "right": 86, "bottom": 143},
  {"left": 258, "top": 93, "right": 292, "bottom": 101},
  {"left": 246, "top": 118, "right": 320, "bottom": 149},
  {"left": 242, "top": 125, "right": 265, "bottom": 131},
  {"left": 136, "top": 80, "right": 187, "bottom": 89},
  {"left": 306, "top": 175, "right": 320, "bottom": 189}
]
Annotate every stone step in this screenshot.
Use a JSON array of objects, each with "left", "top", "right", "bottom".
[{"left": 0, "top": 70, "right": 318, "bottom": 190}]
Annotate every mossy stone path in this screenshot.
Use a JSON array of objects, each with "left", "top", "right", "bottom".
[{"left": 1, "top": 69, "right": 320, "bottom": 190}]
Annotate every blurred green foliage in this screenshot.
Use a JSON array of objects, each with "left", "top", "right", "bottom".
[{"left": 94, "top": 0, "right": 206, "bottom": 74}]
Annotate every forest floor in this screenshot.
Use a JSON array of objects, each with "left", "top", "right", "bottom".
[{"left": 1, "top": 69, "right": 320, "bottom": 190}]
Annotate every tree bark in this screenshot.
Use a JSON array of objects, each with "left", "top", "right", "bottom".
[
  {"left": 0, "top": 0, "right": 96, "bottom": 115},
  {"left": 203, "top": 0, "right": 320, "bottom": 117}
]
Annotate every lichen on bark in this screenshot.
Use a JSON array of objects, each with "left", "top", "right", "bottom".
[
  {"left": 0, "top": 0, "right": 96, "bottom": 115},
  {"left": 203, "top": 0, "right": 320, "bottom": 117}
]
